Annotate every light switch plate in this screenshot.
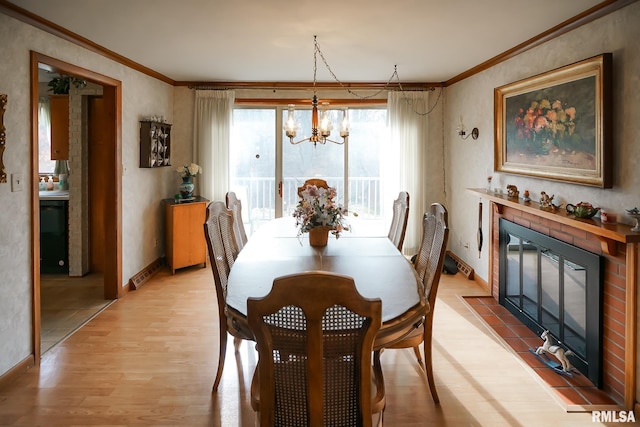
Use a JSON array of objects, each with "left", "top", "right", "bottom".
[{"left": 11, "top": 174, "right": 23, "bottom": 192}]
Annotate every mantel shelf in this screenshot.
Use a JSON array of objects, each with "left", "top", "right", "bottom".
[{"left": 467, "top": 188, "right": 640, "bottom": 246}]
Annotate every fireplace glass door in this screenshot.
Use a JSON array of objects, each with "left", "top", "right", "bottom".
[{"left": 499, "top": 219, "right": 602, "bottom": 386}]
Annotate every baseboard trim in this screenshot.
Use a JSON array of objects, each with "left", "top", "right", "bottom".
[
  {"left": 0, "top": 355, "right": 33, "bottom": 391},
  {"left": 128, "top": 257, "right": 165, "bottom": 290}
]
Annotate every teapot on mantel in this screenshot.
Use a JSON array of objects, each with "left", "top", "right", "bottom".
[{"left": 566, "top": 201, "right": 600, "bottom": 219}]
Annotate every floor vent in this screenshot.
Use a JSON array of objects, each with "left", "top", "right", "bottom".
[
  {"left": 129, "top": 257, "right": 165, "bottom": 290},
  {"left": 446, "top": 251, "right": 474, "bottom": 279}
]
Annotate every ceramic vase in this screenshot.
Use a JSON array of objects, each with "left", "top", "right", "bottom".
[{"left": 180, "top": 176, "right": 195, "bottom": 199}]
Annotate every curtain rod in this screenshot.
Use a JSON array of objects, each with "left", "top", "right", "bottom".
[
  {"left": 185, "top": 82, "right": 440, "bottom": 90},
  {"left": 234, "top": 98, "right": 388, "bottom": 106}
]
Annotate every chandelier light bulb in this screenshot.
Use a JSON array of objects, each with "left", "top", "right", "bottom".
[
  {"left": 284, "top": 104, "right": 298, "bottom": 138},
  {"left": 319, "top": 103, "right": 333, "bottom": 137},
  {"left": 340, "top": 108, "right": 350, "bottom": 138}
]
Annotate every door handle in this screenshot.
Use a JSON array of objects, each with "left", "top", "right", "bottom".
[{"left": 278, "top": 181, "right": 282, "bottom": 198}]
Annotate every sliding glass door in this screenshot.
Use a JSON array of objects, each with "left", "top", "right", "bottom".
[
  {"left": 229, "top": 108, "right": 276, "bottom": 236},
  {"left": 230, "top": 106, "right": 388, "bottom": 237}
]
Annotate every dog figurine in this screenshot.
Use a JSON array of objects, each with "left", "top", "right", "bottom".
[{"left": 506, "top": 185, "right": 519, "bottom": 199}]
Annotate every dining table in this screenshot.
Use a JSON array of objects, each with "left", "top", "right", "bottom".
[{"left": 225, "top": 217, "right": 428, "bottom": 350}]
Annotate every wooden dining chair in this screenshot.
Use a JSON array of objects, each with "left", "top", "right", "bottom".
[
  {"left": 248, "top": 272, "right": 385, "bottom": 426},
  {"left": 225, "top": 191, "right": 248, "bottom": 251},
  {"left": 377, "top": 203, "right": 449, "bottom": 403},
  {"left": 203, "top": 201, "right": 249, "bottom": 392},
  {"left": 387, "top": 191, "right": 410, "bottom": 252},
  {"left": 297, "top": 178, "right": 330, "bottom": 197}
]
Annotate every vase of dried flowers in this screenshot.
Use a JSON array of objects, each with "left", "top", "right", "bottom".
[
  {"left": 308, "top": 225, "right": 332, "bottom": 247},
  {"left": 292, "top": 184, "right": 349, "bottom": 246}
]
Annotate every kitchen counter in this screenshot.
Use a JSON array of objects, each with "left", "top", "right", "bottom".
[{"left": 39, "top": 190, "right": 69, "bottom": 200}]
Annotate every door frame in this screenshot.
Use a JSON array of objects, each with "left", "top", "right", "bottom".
[{"left": 30, "top": 51, "right": 122, "bottom": 363}]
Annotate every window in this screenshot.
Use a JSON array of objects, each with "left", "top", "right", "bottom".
[
  {"left": 38, "top": 97, "right": 56, "bottom": 174},
  {"left": 230, "top": 106, "right": 388, "bottom": 236}
]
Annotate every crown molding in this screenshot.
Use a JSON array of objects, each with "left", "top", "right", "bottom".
[
  {"left": 0, "top": 0, "right": 175, "bottom": 85},
  {"left": 445, "top": 0, "right": 638, "bottom": 86},
  {"left": 2, "top": 0, "right": 636, "bottom": 88}
]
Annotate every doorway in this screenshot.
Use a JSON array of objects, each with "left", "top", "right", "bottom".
[{"left": 31, "top": 52, "right": 122, "bottom": 362}]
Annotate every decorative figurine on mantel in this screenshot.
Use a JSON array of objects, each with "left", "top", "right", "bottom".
[
  {"left": 532, "top": 330, "right": 578, "bottom": 376},
  {"left": 523, "top": 190, "right": 531, "bottom": 202},
  {"left": 539, "top": 191, "right": 555, "bottom": 209},
  {"left": 627, "top": 207, "right": 640, "bottom": 232},
  {"left": 506, "top": 185, "right": 519, "bottom": 199}
]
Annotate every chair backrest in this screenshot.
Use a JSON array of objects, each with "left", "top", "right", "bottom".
[
  {"left": 387, "top": 191, "right": 410, "bottom": 251},
  {"left": 297, "top": 178, "right": 330, "bottom": 197},
  {"left": 226, "top": 191, "right": 248, "bottom": 251},
  {"left": 248, "top": 272, "right": 382, "bottom": 427},
  {"left": 413, "top": 203, "right": 449, "bottom": 307},
  {"left": 203, "top": 201, "right": 238, "bottom": 314}
]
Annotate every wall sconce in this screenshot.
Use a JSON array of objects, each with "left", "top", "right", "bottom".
[{"left": 457, "top": 116, "right": 479, "bottom": 140}]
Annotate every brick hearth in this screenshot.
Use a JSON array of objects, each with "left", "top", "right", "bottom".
[
  {"left": 467, "top": 188, "right": 640, "bottom": 409},
  {"left": 464, "top": 295, "right": 618, "bottom": 410}
]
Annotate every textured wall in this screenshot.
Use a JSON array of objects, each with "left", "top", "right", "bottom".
[
  {"left": 0, "top": 12, "right": 175, "bottom": 375},
  {"left": 445, "top": 2, "right": 640, "bottom": 282}
]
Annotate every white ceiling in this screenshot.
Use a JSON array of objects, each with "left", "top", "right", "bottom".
[{"left": 10, "top": 0, "right": 605, "bottom": 83}]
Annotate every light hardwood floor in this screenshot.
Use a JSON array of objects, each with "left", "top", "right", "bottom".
[
  {"left": 0, "top": 266, "right": 605, "bottom": 426},
  {"left": 40, "top": 273, "right": 112, "bottom": 354}
]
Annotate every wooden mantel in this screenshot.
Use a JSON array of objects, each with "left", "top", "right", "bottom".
[
  {"left": 467, "top": 187, "right": 640, "bottom": 410},
  {"left": 467, "top": 188, "right": 640, "bottom": 255}
]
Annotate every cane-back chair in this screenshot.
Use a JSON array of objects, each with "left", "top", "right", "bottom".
[
  {"left": 387, "top": 191, "right": 410, "bottom": 252},
  {"left": 377, "top": 203, "right": 449, "bottom": 403},
  {"left": 203, "top": 201, "right": 248, "bottom": 392},
  {"left": 297, "top": 178, "right": 330, "bottom": 197},
  {"left": 248, "top": 272, "right": 385, "bottom": 426},
  {"left": 225, "top": 191, "right": 249, "bottom": 252}
]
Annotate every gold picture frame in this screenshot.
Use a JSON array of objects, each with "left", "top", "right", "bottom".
[
  {"left": 0, "top": 94, "right": 7, "bottom": 184},
  {"left": 494, "top": 53, "right": 612, "bottom": 188}
]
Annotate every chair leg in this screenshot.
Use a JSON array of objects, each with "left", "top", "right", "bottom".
[
  {"left": 212, "top": 325, "right": 228, "bottom": 392},
  {"left": 372, "top": 350, "right": 386, "bottom": 425},
  {"left": 423, "top": 327, "right": 439, "bottom": 403},
  {"left": 412, "top": 345, "right": 424, "bottom": 369},
  {"left": 233, "top": 336, "right": 242, "bottom": 351}
]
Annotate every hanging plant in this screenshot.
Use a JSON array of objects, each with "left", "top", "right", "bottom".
[{"left": 47, "top": 75, "right": 88, "bottom": 94}]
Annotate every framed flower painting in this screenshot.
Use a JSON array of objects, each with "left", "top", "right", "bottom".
[{"left": 494, "top": 53, "right": 612, "bottom": 187}]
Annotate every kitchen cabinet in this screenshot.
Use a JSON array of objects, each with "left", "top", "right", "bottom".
[
  {"left": 140, "top": 121, "right": 171, "bottom": 167},
  {"left": 164, "top": 198, "right": 208, "bottom": 274},
  {"left": 49, "top": 95, "right": 69, "bottom": 160}
]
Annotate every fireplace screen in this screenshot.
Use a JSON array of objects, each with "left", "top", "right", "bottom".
[{"left": 499, "top": 219, "right": 602, "bottom": 386}]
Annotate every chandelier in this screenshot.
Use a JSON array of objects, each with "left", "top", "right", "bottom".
[
  {"left": 284, "top": 36, "right": 350, "bottom": 146},
  {"left": 284, "top": 36, "right": 443, "bottom": 146}
]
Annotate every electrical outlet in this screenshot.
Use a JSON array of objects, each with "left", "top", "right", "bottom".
[
  {"left": 154, "top": 238, "right": 158, "bottom": 247},
  {"left": 11, "top": 174, "right": 23, "bottom": 192}
]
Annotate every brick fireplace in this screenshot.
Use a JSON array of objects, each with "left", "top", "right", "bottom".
[{"left": 468, "top": 188, "right": 640, "bottom": 410}]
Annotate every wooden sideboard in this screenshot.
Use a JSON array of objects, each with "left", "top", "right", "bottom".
[{"left": 164, "top": 198, "right": 208, "bottom": 274}]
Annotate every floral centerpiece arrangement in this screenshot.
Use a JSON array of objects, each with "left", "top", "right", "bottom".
[
  {"left": 292, "top": 184, "right": 349, "bottom": 244},
  {"left": 176, "top": 163, "right": 202, "bottom": 199}
]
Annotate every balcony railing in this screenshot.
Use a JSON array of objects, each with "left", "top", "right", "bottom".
[{"left": 230, "top": 177, "right": 382, "bottom": 235}]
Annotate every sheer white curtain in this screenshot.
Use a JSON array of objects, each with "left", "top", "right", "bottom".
[
  {"left": 193, "top": 90, "right": 235, "bottom": 201},
  {"left": 387, "top": 91, "right": 431, "bottom": 255},
  {"left": 38, "top": 97, "right": 56, "bottom": 173}
]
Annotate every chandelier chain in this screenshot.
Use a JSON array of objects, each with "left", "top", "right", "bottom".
[{"left": 313, "top": 36, "right": 442, "bottom": 115}]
